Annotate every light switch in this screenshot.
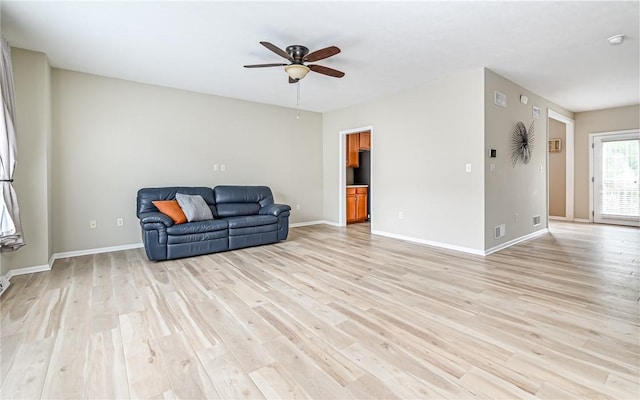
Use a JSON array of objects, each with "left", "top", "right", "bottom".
[{"left": 466, "top": 164, "right": 472, "bottom": 173}]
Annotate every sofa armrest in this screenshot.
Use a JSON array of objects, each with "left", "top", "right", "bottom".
[
  {"left": 139, "top": 212, "right": 173, "bottom": 228},
  {"left": 259, "top": 203, "right": 292, "bottom": 217}
]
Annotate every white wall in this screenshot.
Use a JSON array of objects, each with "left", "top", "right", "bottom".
[
  {"left": 484, "top": 70, "right": 573, "bottom": 250},
  {"left": 51, "top": 69, "right": 324, "bottom": 254},
  {"left": 323, "top": 69, "right": 486, "bottom": 252}
]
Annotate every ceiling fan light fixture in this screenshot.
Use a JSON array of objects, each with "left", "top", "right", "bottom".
[{"left": 284, "top": 64, "right": 310, "bottom": 80}]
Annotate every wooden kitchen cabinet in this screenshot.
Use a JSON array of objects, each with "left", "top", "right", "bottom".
[
  {"left": 346, "top": 186, "right": 368, "bottom": 224},
  {"left": 359, "top": 131, "right": 371, "bottom": 150},
  {"left": 346, "top": 188, "right": 357, "bottom": 224},
  {"left": 346, "top": 134, "right": 359, "bottom": 167}
]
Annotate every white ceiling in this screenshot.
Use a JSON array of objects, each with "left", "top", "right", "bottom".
[{"left": 2, "top": 1, "right": 639, "bottom": 113}]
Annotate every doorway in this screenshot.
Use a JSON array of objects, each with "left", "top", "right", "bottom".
[
  {"left": 338, "top": 126, "right": 373, "bottom": 227},
  {"left": 548, "top": 110, "right": 575, "bottom": 221},
  {"left": 590, "top": 130, "right": 640, "bottom": 226}
]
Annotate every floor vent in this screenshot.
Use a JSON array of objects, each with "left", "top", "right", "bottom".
[
  {"left": 494, "top": 224, "right": 506, "bottom": 239},
  {"left": 533, "top": 215, "right": 541, "bottom": 226}
]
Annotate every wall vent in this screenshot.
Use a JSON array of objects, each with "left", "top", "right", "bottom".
[
  {"left": 494, "top": 224, "right": 506, "bottom": 239},
  {"left": 533, "top": 215, "right": 541, "bottom": 226}
]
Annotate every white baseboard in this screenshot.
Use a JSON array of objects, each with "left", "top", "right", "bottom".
[
  {"left": 573, "top": 218, "right": 591, "bottom": 223},
  {"left": 371, "top": 229, "right": 486, "bottom": 256},
  {"left": 484, "top": 228, "right": 549, "bottom": 255},
  {"left": 0, "top": 222, "right": 551, "bottom": 285},
  {"left": 1, "top": 221, "right": 341, "bottom": 285},
  {"left": 1, "top": 242, "right": 144, "bottom": 287},
  {"left": 6, "top": 263, "right": 52, "bottom": 279},
  {"left": 372, "top": 228, "right": 549, "bottom": 257},
  {"left": 291, "top": 220, "right": 343, "bottom": 228},
  {"left": 321, "top": 220, "right": 342, "bottom": 227},
  {"left": 53, "top": 242, "right": 143, "bottom": 260},
  {"left": 548, "top": 216, "right": 569, "bottom": 221},
  {"left": 290, "top": 220, "right": 326, "bottom": 228}
]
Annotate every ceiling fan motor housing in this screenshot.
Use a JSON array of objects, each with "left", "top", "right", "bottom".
[{"left": 286, "top": 45, "right": 309, "bottom": 63}]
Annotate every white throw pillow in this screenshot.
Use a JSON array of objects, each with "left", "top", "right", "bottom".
[{"left": 175, "top": 193, "right": 214, "bottom": 222}]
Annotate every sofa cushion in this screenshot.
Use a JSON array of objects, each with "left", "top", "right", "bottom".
[
  {"left": 176, "top": 193, "right": 214, "bottom": 222},
  {"left": 228, "top": 224, "right": 277, "bottom": 237},
  {"left": 167, "top": 230, "right": 228, "bottom": 244},
  {"left": 152, "top": 200, "right": 187, "bottom": 224},
  {"left": 223, "top": 215, "right": 278, "bottom": 229},
  {"left": 137, "top": 187, "right": 217, "bottom": 217},
  {"left": 166, "top": 219, "right": 228, "bottom": 235},
  {"left": 214, "top": 186, "right": 274, "bottom": 217}
]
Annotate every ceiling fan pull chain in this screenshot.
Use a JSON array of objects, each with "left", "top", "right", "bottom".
[{"left": 296, "top": 82, "right": 301, "bottom": 119}]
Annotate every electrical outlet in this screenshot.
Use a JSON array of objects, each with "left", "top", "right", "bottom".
[
  {"left": 398, "top": 211, "right": 404, "bottom": 219},
  {"left": 89, "top": 220, "right": 97, "bottom": 229},
  {"left": 296, "top": 204, "right": 300, "bottom": 210},
  {"left": 221, "top": 164, "right": 226, "bottom": 172},
  {"left": 116, "top": 218, "right": 124, "bottom": 227}
]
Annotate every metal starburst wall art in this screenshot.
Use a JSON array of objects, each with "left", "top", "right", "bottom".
[{"left": 511, "top": 121, "right": 535, "bottom": 167}]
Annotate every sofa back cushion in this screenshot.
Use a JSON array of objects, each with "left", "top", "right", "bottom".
[
  {"left": 137, "top": 187, "right": 217, "bottom": 218},
  {"left": 214, "top": 186, "right": 274, "bottom": 217}
]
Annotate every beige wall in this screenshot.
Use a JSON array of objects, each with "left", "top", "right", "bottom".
[
  {"left": 574, "top": 105, "right": 640, "bottom": 220},
  {"left": 484, "top": 69, "right": 573, "bottom": 250},
  {"left": 6, "top": 43, "right": 635, "bottom": 270},
  {"left": 323, "top": 69, "right": 486, "bottom": 252},
  {"left": 548, "top": 118, "right": 567, "bottom": 217},
  {"left": 51, "top": 69, "right": 323, "bottom": 253},
  {"left": 1, "top": 48, "right": 52, "bottom": 274}
]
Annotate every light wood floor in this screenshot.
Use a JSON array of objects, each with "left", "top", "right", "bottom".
[{"left": 1, "top": 221, "right": 638, "bottom": 399}]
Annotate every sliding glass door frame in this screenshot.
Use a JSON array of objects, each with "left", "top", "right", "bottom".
[{"left": 589, "top": 129, "right": 640, "bottom": 227}]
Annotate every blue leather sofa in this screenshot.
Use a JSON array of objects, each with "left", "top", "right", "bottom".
[{"left": 136, "top": 186, "right": 291, "bottom": 261}]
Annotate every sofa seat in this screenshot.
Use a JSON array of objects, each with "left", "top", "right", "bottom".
[
  {"left": 167, "top": 230, "right": 229, "bottom": 244},
  {"left": 166, "top": 219, "right": 228, "bottom": 235},
  {"left": 224, "top": 215, "right": 277, "bottom": 229},
  {"left": 222, "top": 215, "right": 279, "bottom": 249}
]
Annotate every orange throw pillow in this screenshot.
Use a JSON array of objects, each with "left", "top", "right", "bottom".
[{"left": 152, "top": 200, "right": 187, "bottom": 224}]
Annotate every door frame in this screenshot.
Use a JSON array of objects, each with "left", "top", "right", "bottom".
[
  {"left": 338, "top": 125, "right": 373, "bottom": 227},
  {"left": 589, "top": 129, "right": 640, "bottom": 225},
  {"left": 548, "top": 110, "right": 575, "bottom": 221}
]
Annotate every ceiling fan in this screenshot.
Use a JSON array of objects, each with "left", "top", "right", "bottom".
[{"left": 244, "top": 41, "right": 345, "bottom": 83}]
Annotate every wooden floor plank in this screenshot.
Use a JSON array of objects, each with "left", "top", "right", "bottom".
[
  {"left": 85, "top": 327, "right": 130, "bottom": 399},
  {"left": 0, "top": 221, "right": 637, "bottom": 399}
]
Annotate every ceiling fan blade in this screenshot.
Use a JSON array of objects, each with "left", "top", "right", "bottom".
[
  {"left": 260, "top": 41, "right": 293, "bottom": 61},
  {"left": 244, "top": 63, "right": 288, "bottom": 68},
  {"left": 308, "top": 64, "right": 345, "bottom": 78},
  {"left": 304, "top": 46, "right": 341, "bottom": 62},
  {"left": 289, "top": 76, "right": 299, "bottom": 84}
]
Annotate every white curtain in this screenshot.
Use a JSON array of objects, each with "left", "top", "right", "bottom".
[{"left": 0, "top": 37, "right": 24, "bottom": 251}]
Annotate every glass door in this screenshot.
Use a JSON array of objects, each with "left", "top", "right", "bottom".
[{"left": 593, "top": 131, "right": 640, "bottom": 226}]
